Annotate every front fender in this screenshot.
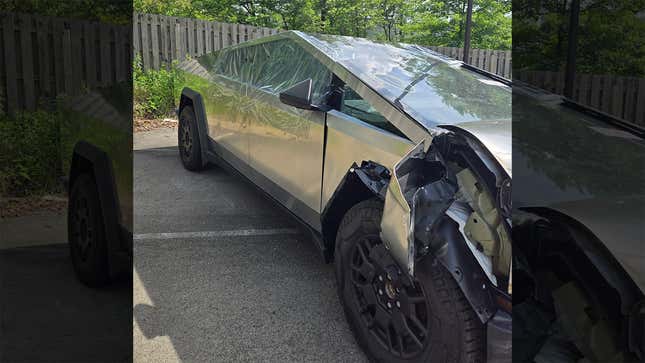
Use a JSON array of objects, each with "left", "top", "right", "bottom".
[
  {"left": 69, "top": 141, "right": 127, "bottom": 277},
  {"left": 379, "top": 132, "right": 512, "bottom": 324}
]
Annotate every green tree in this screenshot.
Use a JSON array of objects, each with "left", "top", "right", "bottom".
[
  {"left": 133, "top": 0, "right": 513, "bottom": 49},
  {"left": 400, "top": 0, "right": 511, "bottom": 49}
]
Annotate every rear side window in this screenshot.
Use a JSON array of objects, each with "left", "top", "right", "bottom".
[
  {"left": 341, "top": 86, "right": 405, "bottom": 137},
  {"left": 214, "top": 39, "right": 331, "bottom": 103}
]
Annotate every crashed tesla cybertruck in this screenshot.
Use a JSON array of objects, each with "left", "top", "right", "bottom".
[
  {"left": 176, "top": 31, "right": 511, "bottom": 362},
  {"left": 512, "top": 83, "right": 645, "bottom": 362}
]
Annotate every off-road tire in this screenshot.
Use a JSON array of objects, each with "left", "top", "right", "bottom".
[
  {"left": 334, "top": 198, "right": 485, "bottom": 363},
  {"left": 68, "top": 173, "right": 110, "bottom": 287},
  {"left": 178, "top": 105, "right": 204, "bottom": 171}
]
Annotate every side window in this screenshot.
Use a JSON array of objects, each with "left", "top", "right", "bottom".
[
  {"left": 260, "top": 39, "right": 332, "bottom": 103},
  {"left": 341, "top": 86, "right": 405, "bottom": 137},
  {"left": 213, "top": 44, "right": 267, "bottom": 84},
  {"left": 214, "top": 39, "right": 332, "bottom": 103}
]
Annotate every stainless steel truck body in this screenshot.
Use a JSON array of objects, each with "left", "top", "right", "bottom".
[{"left": 177, "top": 31, "right": 511, "bottom": 362}]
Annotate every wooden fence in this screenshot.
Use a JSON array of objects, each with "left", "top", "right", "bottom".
[
  {"left": 427, "top": 46, "right": 512, "bottom": 79},
  {"left": 0, "top": 13, "right": 131, "bottom": 114},
  {"left": 6, "top": 12, "right": 640, "bottom": 125},
  {"left": 133, "top": 12, "right": 280, "bottom": 71},
  {"left": 515, "top": 70, "right": 645, "bottom": 125},
  {"left": 133, "top": 12, "right": 513, "bottom": 79}
]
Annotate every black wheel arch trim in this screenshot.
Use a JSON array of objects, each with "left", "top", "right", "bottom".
[
  {"left": 516, "top": 207, "right": 645, "bottom": 359},
  {"left": 517, "top": 207, "right": 642, "bottom": 314},
  {"left": 423, "top": 216, "right": 499, "bottom": 323},
  {"left": 69, "top": 141, "right": 128, "bottom": 278},
  {"left": 321, "top": 161, "right": 390, "bottom": 263},
  {"left": 179, "top": 87, "right": 209, "bottom": 167}
]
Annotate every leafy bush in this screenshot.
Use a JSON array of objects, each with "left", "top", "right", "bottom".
[
  {"left": 0, "top": 111, "right": 64, "bottom": 197},
  {"left": 133, "top": 57, "right": 184, "bottom": 119}
]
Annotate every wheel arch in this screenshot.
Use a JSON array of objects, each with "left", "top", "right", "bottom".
[
  {"left": 517, "top": 206, "right": 642, "bottom": 312},
  {"left": 321, "top": 161, "right": 390, "bottom": 263},
  {"left": 69, "top": 141, "right": 125, "bottom": 279},
  {"left": 178, "top": 87, "right": 209, "bottom": 167},
  {"left": 516, "top": 206, "right": 644, "bottom": 359}
]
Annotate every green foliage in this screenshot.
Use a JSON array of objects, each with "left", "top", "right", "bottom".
[
  {"left": 0, "top": 0, "right": 132, "bottom": 24},
  {"left": 400, "top": 0, "right": 511, "bottom": 49},
  {"left": 0, "top": 111, "right": 64, "bottom": 196},
  {"left": 513, "top": 0, "right": 645, "bottom": 76},
  {"left": 133, "top": 57, "right": 185, "bottom": 119},
  {"left": 134, "top": 0, "right": 512, "bottom": 50}
]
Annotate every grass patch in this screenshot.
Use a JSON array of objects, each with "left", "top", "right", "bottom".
[
  {"left": 0, "top": 110, "right": 66, "bottom": 197},
  {"left": 134, "top": 57, "right": 185, "bottom": 119}
]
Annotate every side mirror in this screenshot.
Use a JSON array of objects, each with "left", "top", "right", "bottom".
[{"left": 279, "top": 79, "right": 316, "bottom": 110}]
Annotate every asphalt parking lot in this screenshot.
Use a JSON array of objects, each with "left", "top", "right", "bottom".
[
  {"left": 133, "top": 128, "right": 366, "bottom": 362},
  {"left": 0, "top": 243, "right": 132, "bottom": 363}
]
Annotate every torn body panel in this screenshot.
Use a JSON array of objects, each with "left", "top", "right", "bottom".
[
  {"left": 380, "top": 127, "right": 512, "bottom": 324},
  {"left": 512, "top": 208, "right": 644, "bottom": 362}
]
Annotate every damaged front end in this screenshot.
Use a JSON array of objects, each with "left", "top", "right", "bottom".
[{"left": 380, "top": 128, "right": 513, "bottom": 360}]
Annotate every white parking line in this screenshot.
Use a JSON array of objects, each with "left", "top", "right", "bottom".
[{"left": 133, "top": 228, "right": 301, "bottom": 240}]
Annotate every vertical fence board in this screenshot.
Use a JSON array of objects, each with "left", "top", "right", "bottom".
[
  {"left": 141, "top": 15, "right": 150, "bottom": 69},
  {"left": 151, "top": 15, "right": 160, "bottom": 69},
  {"left": 187, "top": 18, "right": 194, "bottom": 57},
  {"left": 115, "top": 26, "right": 124, "bottom": 81},
  {"left": 83, "top": 22, "right": 97, "bottom": 88},
  {"left": 622, "top": 78, "right": 636, "bottom": 122},
  {"left": 213, "top": 23, "right": 222, "bottom": 50},
  {"left": 636, "top": 79, "right": 645, "bottom": 124},
  {"left": 169, "top": 17, "right": 177, "bottom": 62},
  {"left": 70, "top": 21, "right": 83, "bottom": 95},
  {"left": 611, "top": 78, "right": 623, "bottom": 117},
  {"left": 159, "top": 16, "right": 167, "bottom": 64},
  {"left": 36, "top": 16, "right": 51, "bottom": 97},
  {"left": 52, "top": 20, "right": 65, "bottom": 95},
  {"left": 199, "top": 20, "right": 206, "bottom": 56},
  {"left": 205, "top": 21, "right": 211, "bottom": 54},
  {"left": 133, "top": 13, "right": 140, "bottom": 62},
  {"left": 222, "top": 23, "right": 230, "bottom": 48},
  {"left": 61, "top": 24, "right": 73, "bottom": 96},
  {"left": 99, "top": 24, "right": 110, "bottom": 86},
  {"left": 174, "top": 19, "right": 182, "bottom": 60},
  {"left": 19, "top": 15, "right": 36, "bottom": 109},
  {"left": 231, "top": 23, "right": 238, "bottom": 48},
  {"left": 3, "top": 14, "right": 18, "bottom": 113}
]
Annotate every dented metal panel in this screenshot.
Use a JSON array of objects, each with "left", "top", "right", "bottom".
[
  {"left": 322, "top": 110, "right": 414, "bottom": 209},
  {"left": 380, "top": 141, "right": 426, "bottom": 275}
]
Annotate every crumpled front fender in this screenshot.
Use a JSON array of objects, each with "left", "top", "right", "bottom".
[
  {"left": 379, "top": 133, "right": 512, "bottom": 324},
  {"left": 379, "top": 141, "right": 423, "bottom": 276}
]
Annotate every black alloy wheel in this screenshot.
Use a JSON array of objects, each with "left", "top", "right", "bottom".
[
  {"left": 349, "top": 235, "right": 431, "bottom": 358},
  {"left": 68, "top": 173, "right": 109, "bottom": 287},
  {"left": 178, "top": 105, "right": 204, "bottom": 171},
  {"left": 335, "top": 199, "right": 485, "bottom": 363}
]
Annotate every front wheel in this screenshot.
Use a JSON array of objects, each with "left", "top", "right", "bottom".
[
  {"left": 334, "top": 199, "right": 485, "bottom": 363},
  {"left": 178, "top": 105, "right": 204, "bottom": 171},
  {"left": 68, "top": 173, "right": 110, "bottom": 287}
]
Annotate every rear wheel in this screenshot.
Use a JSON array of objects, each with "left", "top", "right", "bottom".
[
  {"left": 68, "top": 173, "right": 109, "bottom": 287},
  {"left": 178, "top": 105, "right": 204, "bottom": 171},
  {"left": 335, "top": 199, "right": 485, "bottom": 363}
]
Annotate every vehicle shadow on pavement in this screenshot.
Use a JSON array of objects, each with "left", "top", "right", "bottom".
[
  {"left": 0, "top": 244, "right": 132, "bottom": 363},
  {"left": 133, "top": 145, "right": 367, "bottom": 362}
]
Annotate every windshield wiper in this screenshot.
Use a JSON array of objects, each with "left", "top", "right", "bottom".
[{"left": 393, "top": 62, "right": 439, "bottom": 109}]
